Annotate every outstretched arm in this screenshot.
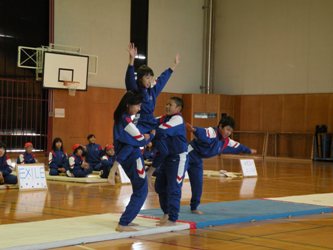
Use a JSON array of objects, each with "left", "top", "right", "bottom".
[
  {"left": 154, "top": 54, "right": 180, "bottom": 95},
  {"left": 125, "top": 43, "right": 138, "bottom": 91},
  {"left": 223, "top": 138, "right": 256, "bottom": 154}
]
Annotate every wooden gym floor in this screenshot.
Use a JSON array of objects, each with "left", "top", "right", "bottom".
[{"left": 1, "top": 157, "right": 333, "bottom": 249}]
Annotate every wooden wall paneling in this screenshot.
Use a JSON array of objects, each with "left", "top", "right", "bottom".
[
  {"left": 220, "top": 94, "right": 235, "bottom": 118},
  {"left": 233, "top": 96, "right": 242, "bottom": 130},
  {"left": 238, "top": 95, "right": 262, "bottom": 131},
  {"left": 51, "top": 87, "right": 126, "bottom": 150},
  {"left": 261, "top": 95, "right": 283, "bottom": 132},
  {"left": 329, "top": 95, "right": 333, "bottom": 132},
  {"left": 192, "top": 94, "right": 220, "bottom": 128},
  {"left": 281, "top": 94, "right": 306, "bottom": 132},
  {"left": 305, "top": 94, "right": 330, "bottom": 132},
  {"left": 276, "top": 134, "right": 313, "bottom": 159}
]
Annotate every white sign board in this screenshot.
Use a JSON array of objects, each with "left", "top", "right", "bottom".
[
  {"left": 240, "top": 159, "right": 257, "bottom": 177},
  {"left": 17, "top": 164, "right": 48, "bottom": 190},
  {"left": 54, "top": 108, "right": 65, "bottom": 118}
]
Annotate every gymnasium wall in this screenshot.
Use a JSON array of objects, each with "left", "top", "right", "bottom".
[
  {"left": 54, "top": 0, "right": 131, "bottom": 89},
  {"left": 54, "top": 0, "right": 204, "bottom": 93},
  {"left": 214, "top": 0, "right": 333, "bottom": 94},
  {"left": 148, "top": 0, "right": 204, "bottom": 93},
  {"left": 50, "top": 88, "right": 182, "bottom": 151}
]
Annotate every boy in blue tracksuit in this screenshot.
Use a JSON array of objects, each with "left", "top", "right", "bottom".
[
  {"left": 0, "top": 142, "right": 17, "bottom": 185},
  {"left": 48, "top": 137, "right": 68, "bottom": 176},
  {"left": 68, "top": 144, "right": 91, "bottom": 177},
  {"left": 85, "top": 134, "right": 103, "bottom": 171},
  {"left": 100, "top": 144, "right": 116, "bottom": 179},
  {"left": 113, "top": 91, "right": 155, "bottom": 232},
  {"left": 125, "top": 43, "right": 180, "bottom": 132},
  {"left": 153, "top": 97, "right": 188, "bottom": 226},
  {"left": 17, "top": 142, "right": 38, "bottom": 164},
  {"left": 186, "top": 115, "right": 256, "bottom": 214}
]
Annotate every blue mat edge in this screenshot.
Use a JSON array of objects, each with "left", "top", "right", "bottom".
[
  {"left": 140, "top": 199, "right": 333, "bottom": 229},
  {"left": 195, "top": 207, "right": 333, "bottom": 228}
]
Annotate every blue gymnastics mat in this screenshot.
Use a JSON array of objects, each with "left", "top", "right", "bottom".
[{"left": 139, "top": 199, "right": 333, "bottom": 229}]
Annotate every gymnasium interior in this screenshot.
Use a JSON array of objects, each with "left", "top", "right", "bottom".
[{"left": 1, "top": 0, "right": 333, "bottom": 249}]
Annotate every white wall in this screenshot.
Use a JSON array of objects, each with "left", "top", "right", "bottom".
[
  {"left": 54, "top": 0, "right": 205, "bottom": 93},
  {"left": 148, "top": 0, "right": 204, "bottom": 93},
  {"left": 54, "top": 0, "right": 130, "bottom": 88},
  {"left": 214, "top": 0, "right": 333, "bottom": 94}
]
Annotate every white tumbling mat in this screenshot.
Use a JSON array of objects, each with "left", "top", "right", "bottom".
[
  {"left": 267, "top": 193, "right": 333, "bottom": 207},
  {"left": 46, "top": 173, "right": 108, "bottom": 183},
  {"left": 1, "top": 213, "right": 189, "bottom": 250}
]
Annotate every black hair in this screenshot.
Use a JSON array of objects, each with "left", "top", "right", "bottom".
[
  {"left": 52, "top": 137, "right": 64, "bottom": 152},
  {"left": 170, "top": 96, "right": 184, "bottom": 111},
  {"left": 137, "top": 65, "right": 154, "bottom": 82},
  {"left": 218, "top": 115, "right": 235, "bottom": 129},
  {"left": 73, "top": 146, "right": 84, "bottom": 155},
  {"left": 0, "top": 141, "right": 7, "bottom": 156},
  {"left": 114, "top": 91, "right": 143, "bottom": 124},
  {"left": 87, "top": 134, "right": 95, "bottom": 140}
]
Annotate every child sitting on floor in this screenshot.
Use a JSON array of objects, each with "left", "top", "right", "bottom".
[
  {"left": 67, "top": 144, "right": 91, "bottom": 177},
  {"left": 0, "top": 142, "right": 17, "bottom": 185},
  {"left": 17, "top": 142, "right": 38, "bottom": 164},
  {"left": 48, "top": 138, "right": 68, "bottom": 176},
  {"left": 100, "top": 144, "right": 116, "bottom": 179}
]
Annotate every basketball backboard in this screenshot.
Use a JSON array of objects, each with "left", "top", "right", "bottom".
[{"left": 42, "top": 52, "right": 89, "bottom": 90}]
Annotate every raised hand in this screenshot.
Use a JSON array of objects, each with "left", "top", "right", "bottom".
[
  {"left": 128, "top": 43, "right": 137, "bottom": 65},
  {"left": 171, "top": 53, "right": 180, "bottom": 71}
]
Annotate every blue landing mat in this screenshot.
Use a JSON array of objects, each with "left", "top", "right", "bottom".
[{"left": 139, "top": 199, "right": 333, "bottom": 228}]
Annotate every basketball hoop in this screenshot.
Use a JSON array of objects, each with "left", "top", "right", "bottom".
[{"left": 63, "top": 81, "right": 80, "bottom": 96}]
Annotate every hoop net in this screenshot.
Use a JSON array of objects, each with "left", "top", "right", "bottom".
[{"left": 63, "top": 81, "right": 80, "bottom": 96}]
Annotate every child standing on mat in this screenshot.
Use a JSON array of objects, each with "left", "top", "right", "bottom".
[
  {"left": 125, "top": 43, "right": 179, "bottom": 132},
  {"left": 48, "top": 137, "right": 68, "bottom": 176},
  {"left": 85, "top": 134, "right": 103, "bottom": 171},
  {"left": 0, "top": 142, "right": 17, "bottom": 185},
  {"left": 112, "top": 91, "right": 155, "bottom": 232},
  {"left": 153, "top": 97, "right": 188, "bottom": 226},
  {"left": 186, "top": 115, "right": 256, "bottom": 214},
  {"left": 67, "top": 144, "right": 91, "bottom": 177},
  {"left": 17, "top": 142, "right": 38, "bottom": 164},
  {"left": 99, "top": 144, "right": 116, "bottom": 179}
]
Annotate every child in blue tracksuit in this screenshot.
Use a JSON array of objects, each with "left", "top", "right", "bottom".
[
  {"left": 113, "top": 91, "right": 155, "bottom": 232},
  {"left": 186, "top": 115, "right": 256, "bottom": 214},
  {"left": 85, "top": 134, "right": 103, "bottom": 171},
  {"left": 0, "top": 142, "right": 17, "bottom": 185},
  {"left": 48, "top": 137, "right": 68, "bottom": 176},
  {"left": 68, "top": 144, "right": 91, "bottom": 177},
  {"left": 153, "top": 97, "right": 188, "bottom": 226},
  {"left": 100, "top": 144, "right": 116, "bottom": 179},
  {"left": 17, "top": 142, "right": 38, "bottom": 164},
  {"left": 125, "top": 43, "right": 180, "bottom": 133}
]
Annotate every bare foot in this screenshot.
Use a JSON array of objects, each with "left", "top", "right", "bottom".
[
  {"left": 191, "top": 210, "right": 204, "bottom": 215},
  {"left": 115, "top": 224, "right": 137, "bottom": 232},
  {"left": 128, "top": 222, "right": 139, "bottom": 226},
  {"left": 157, "top": 220, "right": 177, "bottom": 227},
  {"left": 159, "top": 214, "right": 169, "bottom": 223}
]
